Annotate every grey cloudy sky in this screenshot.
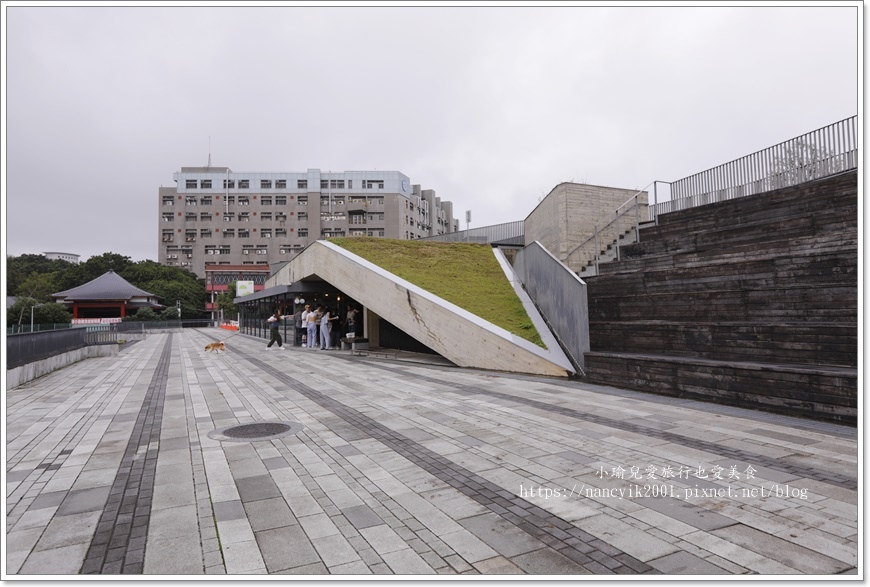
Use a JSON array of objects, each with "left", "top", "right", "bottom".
[{"left": 3, "top": 2, "right": 860, "bottom": 263}]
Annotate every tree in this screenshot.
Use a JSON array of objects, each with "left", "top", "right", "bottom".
[
  {"left": 34, "top": 303, "right": 73, "bottom": 325},
  {"left": 7, "top": 254, "right": 72, "bottom": 296},
  {"left": 56, "top": 252, "right": 133, "bottom": 291},
  {"left": 7, "top": 296, "right": 38, "bottom": 329},
  {"left": 124, "top": 307, "right": 159, "bottom": 322},
  {"left": 767, "top": 139, "right": 845, "bottom": 190},
  {"left": 6, "top": 298, "right": 71, "bottom": 329},
  {"left": 16, "top": 271, "right": 62, "bottom": 303},
  {"left": 216, "top": 282, "right": 239, "bottom": 320},
  {"left": 121, "top": 260, "right": 206, "bottom": 319}
]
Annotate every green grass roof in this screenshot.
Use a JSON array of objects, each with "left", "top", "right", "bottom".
[{"left": 329, "top": 237, "right": 544, "bottom": 347}]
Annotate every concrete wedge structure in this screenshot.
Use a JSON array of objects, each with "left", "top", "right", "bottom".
[{"left": 267, "top": 241, "right": 575, "bottom": 377}]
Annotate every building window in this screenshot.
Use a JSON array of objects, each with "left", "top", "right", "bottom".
[
  {"left": 185, "top": 196, "right": 197, "bottom": 205},
  {"left": 363, "top": 180, "right": 384, "bottom": 190},
  {"left": 261, "top": 197, "right": 272, "bottom": 205},
  {"left": 186, "top": 180, "right": 197, "bottom": 189},
  {"left": 261, "top": 212, "right": 272, "bottom": 221},
  {"left": 276, "top": 213, "right": 287, "bottom": 221},
  {"left": 298, "top": 196, "right": 308, "bottom": 205},
  {"left": 261, "top": 229, "right": 272, "bottom": 238},
  {"left": 185, "top": 232, "right": 197, "bottom": 242},
  {"left": 261, "top": 180, "right": 272, "bottom": 189},
  {"left": 239, "top": 229, "right": 250, "bottom": 237},
  {"left": 298, "top": 212, "right": 308, "bottom": 220},
  {"left": 223, "top": 179, "right": 235, "bottom": 189},
  {"left": 256, "top": 247, "right": 268, "bottom": 255},
  {"left": 348, "top": 180, "right": 352, "bottom": 189},
  {"left": 276, "top": 228, "right": 287, "bottom": 237},
  {"left": 238, "top": 179, "right": 250, "bottom": 189},
  {"left": 223, "top": 229, "right": 235, "bottom": 237},
  {"left": 218, "top": 246, "right": 231, "bottom": 255},
  {"left": 297, "top": 180, "right": 308, "bottom": 189},
  {"left": 275, "top": 196, "right": 287, "bottom": 205},
  {"left": 185, "top": 213, "right": 197, "bottom": 221},
  {"left": 205, "top": 245, "right": 217, "bottom": 255},
  {"left": 200, "top": 212, "right": 213, "bottom": 221},
  {"left": 200, "top": 196, "right": 212, "bottom": 205},
  {"left": 200, "top": 229, "right": 212, "bottom": 238},
  {"left": 162, "top": 196, "right": 174, "bottom": 205},
  {"left": 201, "top": 180, "right": 212, "bottom": 189},
  {"left": 238, "top": 197, "right": 250, "bottom": 205},
  {"left": 162, "top": 213, "right": 174, "bottom": 222},
  {"left": 162, "top": 230, "right": 174, "bottom": 242},
  {"left": 276, "top": 179, "right": 287, "bottom": 189},
  {"left": 350, "top": 214, "right": 366, "bottom": 225},
  {"left": 239, "top": 212, "right": 250, "bottom": 221},
  {"left": 223, "top": 212, "right": 234, "bottom": 221},
  {"left": 298, "top": 229, "right": 308, "bottom": 238}
]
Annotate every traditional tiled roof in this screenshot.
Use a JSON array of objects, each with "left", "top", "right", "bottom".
[{"left": 52, "top": 270, "right": 157, "bottom": 301}]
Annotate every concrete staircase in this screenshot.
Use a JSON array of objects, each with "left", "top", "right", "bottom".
[
  {"left": 577, "top": 224, "right": 649, "bottom": 278},
  {"left": 583, "top": 171, "right": 858, "bottom": 424}
]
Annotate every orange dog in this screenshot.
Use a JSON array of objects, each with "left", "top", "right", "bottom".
[{"left": 205, "top": 341, "right": 226, "bottom": 353}]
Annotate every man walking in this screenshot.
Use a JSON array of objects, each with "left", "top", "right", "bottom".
[{"left": 266, "top": 311, "right": 286, "bottom": 350}]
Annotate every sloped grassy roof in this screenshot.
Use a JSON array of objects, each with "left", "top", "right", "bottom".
[{"left": 330, "top": 238, "right": 543, "bottom": 347}]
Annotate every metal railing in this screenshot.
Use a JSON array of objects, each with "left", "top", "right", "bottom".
[
  {"left": 6, "top": 328, "right": 117, "bottom": 369},
  {"left": 114, "top": 320, "right": 217, "bottom": 331},
  {"left": 420, "top": 221, "right": 525, "bottom": 246},
  {"left": 6, "top": 323, "right": 74, "bottom": 335},
  {"left": 564, "top": 184, "right": 652, "bottom": 274},
  {"left": 654, "top": 115, "right": 858, "bottom": 219}
]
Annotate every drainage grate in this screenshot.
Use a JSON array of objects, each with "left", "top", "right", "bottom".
[{"left": 208, "top": 420, "right": 303, "bottom": 442}]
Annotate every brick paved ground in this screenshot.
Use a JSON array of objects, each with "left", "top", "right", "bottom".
[{"left": 5, "top": 330, "right": 859, "bottom": 576}]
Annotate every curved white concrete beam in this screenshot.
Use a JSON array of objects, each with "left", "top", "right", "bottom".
[{"left": 267, "top": 241, "right": 575, "bottom": 377}]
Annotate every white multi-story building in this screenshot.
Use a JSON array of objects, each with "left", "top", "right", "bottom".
[
  {"left": 43, "top": 252, "right": 81, "bottom": 264},
  {"left": 159, "top": 167, "right": 459, "bottom": 278}
]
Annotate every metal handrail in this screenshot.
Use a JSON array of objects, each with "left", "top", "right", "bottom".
[
  {"left": 565, "top": 182, "right": 654, "bottom": 271},
  {"left": 656, "top": 115, "right": 857, "bottom": 218}
]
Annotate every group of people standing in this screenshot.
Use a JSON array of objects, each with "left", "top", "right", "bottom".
[{"left": 265, "top": 303, "right": 361, "bottom": 351}]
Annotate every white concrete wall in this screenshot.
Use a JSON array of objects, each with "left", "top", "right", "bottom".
[
  {"left": 7, "top": 345, "right": 119, "bottom": 390},
  {"left": 268, "top": 241, "right": 575, "bottom": 377}
]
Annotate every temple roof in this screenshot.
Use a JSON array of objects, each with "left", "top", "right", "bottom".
[{"left": 52, "top": 270, "right": 157, "bottom": 301}]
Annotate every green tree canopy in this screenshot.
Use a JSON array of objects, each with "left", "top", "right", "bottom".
[
  {"left": 216, "top": 282, "right": 238, "bottom": 320},
  {"left": 6, "top": 253, "right": 209, "bottom": 320},
  {"left": 7, "top": 254, "right": 72, "bottom": 296},
  {"left": 6, "top": 298, "right": 71, "bottom": 327},
  {"left": 16, "top": 271, "right": 63, "bottom": 303}
]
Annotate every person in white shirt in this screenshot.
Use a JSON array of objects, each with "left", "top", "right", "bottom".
[{"left": 300, "top": 305, "right": 311, "bottom": 347}]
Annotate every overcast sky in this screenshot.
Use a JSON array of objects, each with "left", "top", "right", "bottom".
[{"left": 2, "top": 2, "right": 860, "bottom": 264}]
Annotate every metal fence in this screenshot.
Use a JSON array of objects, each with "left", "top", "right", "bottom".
[
  {"left": 420, "top": 221, "right": 525, "bottom": 246},
  {"left": 114, "top": 320, "right": 217, "bottom": 331},
  {"left": 655, "top": 115, "right": 858, "bottom": 218},
  {"left": 6, "top": 323, "right": 74, "bottom": 335},
  {"left": 7, "top": 329, "right": 97, "bottom": 369}
]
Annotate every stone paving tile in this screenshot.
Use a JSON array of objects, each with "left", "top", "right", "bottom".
[
  {"left": 710, "top": 524, "right": 853, "bottom": 574},
  {"left": 381, "top": 548, "right": 437, "bottom": 574},
  {"left": 6, "top": 330, "right": 858, "bottom": 577},
  {"left": 647, "top": 550, "right": 731, "bottom": 574},
  {"left": 243, "top": 497, "right": 299, "bottom": 532}
]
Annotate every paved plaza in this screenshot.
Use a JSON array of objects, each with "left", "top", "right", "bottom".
[{"left": 4, "top": 330, "right": 860, "bottom": 577}]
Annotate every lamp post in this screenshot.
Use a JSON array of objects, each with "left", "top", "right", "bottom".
[{"left": 31, "top": 305, "right": 35, "bottom": 333}]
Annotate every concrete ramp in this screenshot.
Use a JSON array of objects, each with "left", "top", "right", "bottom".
[{"left": 268, "top": 241, "right": 575, "bottom": 377}]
